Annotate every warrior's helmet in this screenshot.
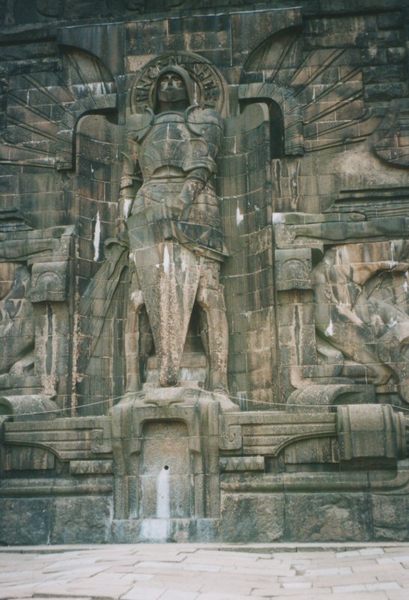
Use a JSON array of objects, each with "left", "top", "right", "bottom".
[{"left": 152, "top": 65, "right": 196, "bottom": 112}]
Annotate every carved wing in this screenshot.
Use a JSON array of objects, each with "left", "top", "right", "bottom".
[
  {"left": 220, "top": 103, "right": 278, "bottom": 404},
  {"left": 240, "top": 27, "right": 381, "bottom": 156},
  {"left": 0, "top": 47, "right": 116, "bottom": 171}
]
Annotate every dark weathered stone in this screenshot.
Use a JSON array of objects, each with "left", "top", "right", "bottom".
[
  {"left": 371, "top": 494, "right": 409, "bottom": 541},
  {"left": 220, "top": 493, "right": 285, "bottom": 542},
  {"left": 284, "top": 493, "right": 372, "bottom": 541},
  {"left": 0, "top": 498, "right": 52, "bottom": 545},
  {"left": 51, "top": 496, "right": 113, "bottom": 543},
  {"left": 1, "top": 0, "right": 409, "bottom": 545}
]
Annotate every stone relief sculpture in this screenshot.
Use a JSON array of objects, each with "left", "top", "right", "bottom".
[
  {"left": 0, "top": 222, "right": 74, "bottom": 421},
  {"left": 0, "top": 263, "right": 34, "bottom": 380},
  {"left": 119, "top": 64, "right": 228, "bottom": 392},
  {"left": 274, "top": 212, "right": 409, "bottom": 406},
  {"left": 313, "top": 242, "right": 409, "bottom": 401},
  {"left": 2, "top": 7, "right": 409, "bottom": 545}
]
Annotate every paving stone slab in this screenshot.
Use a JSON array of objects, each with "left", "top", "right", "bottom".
[{"left": 1, "top": 545, "right": 409, "bottom": 600}]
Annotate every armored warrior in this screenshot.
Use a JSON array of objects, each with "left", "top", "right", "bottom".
[{"left": 119, "top": 65, "right": 228, "bottom": 391}]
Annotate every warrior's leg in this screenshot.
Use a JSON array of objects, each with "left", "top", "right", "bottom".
[{"left": 196, "top": 259, "right": 228, "bottom": 392}]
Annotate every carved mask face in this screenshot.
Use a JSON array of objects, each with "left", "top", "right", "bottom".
[{"left": 157, "top": 72, "right": 188, "bottom": 107}]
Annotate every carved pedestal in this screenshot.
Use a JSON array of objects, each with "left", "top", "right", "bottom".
[{"left": 110, "top": 387, "right": 234, "bottom": 542}]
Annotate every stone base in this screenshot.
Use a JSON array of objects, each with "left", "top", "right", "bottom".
[
  {"left": 111, "top": 518, "right": 219, "bottom": 543},
  {"left": 3, "top": 487, "right": 409, "bottom": 544},
  {"left": 0, "top": 495, "right": 113, "bottom": 545},
  {"left": 1, "top": 399, "right": 408, "bottom": 544}
]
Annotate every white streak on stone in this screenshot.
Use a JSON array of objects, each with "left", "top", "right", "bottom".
[
  {"left": 236, "top": 207, "right": 244, "bottom": 225},
  {"left": 123, "top": 198, "right": 132, "bottom": 219},
  {"left": 93, "top": 211, "right": 101, "bottom": 262},
  {"left": 140, "top": 466, "right": 171, "bottom": 542},
  {"left": 272, "top": 213, "right": 285, "bottom": 224},
  {"left": 325, "top": 319, "right": 334, "bottom": 337},
  {"left": 130, "top": 290, "right": 143, "bottom": 307},
  {"left": 157, "top": 467, "right": 170, "bottom": 519},
  {"left": 140, "top": 518, "right": 169, "bottom": 542},
  {"left": 163, "top": 245, "right": 170, "bottom": 273}
]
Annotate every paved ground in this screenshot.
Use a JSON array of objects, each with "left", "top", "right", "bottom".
[{"left": 1, "top": 543, "right": 409, "bottom": 600}]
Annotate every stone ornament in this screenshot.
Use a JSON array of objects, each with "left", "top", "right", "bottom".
[{"left": 129, "top": 52, "right": 227, "bottom": 116}]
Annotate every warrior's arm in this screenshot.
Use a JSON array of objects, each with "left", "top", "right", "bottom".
[
  {"left": 118, "top": 154, "right": 138, "bottom": 213},
  {"left": 180, "top": 108, "right": 222, "bottom": 208},
  {"left": 117, "top": 112, "right": 150, "bottom": 228},
  {"left": 179, "top": 167, "right": 211, "bottom": 207},
  {"left": 117, "top": 141, "right": 142, "bottom": 231}
]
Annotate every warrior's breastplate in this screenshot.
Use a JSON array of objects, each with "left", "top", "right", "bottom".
[{"left": 138, "top": 112, "right": 210, "bottom": 179}]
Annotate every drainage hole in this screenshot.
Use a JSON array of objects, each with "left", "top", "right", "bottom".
[{"left": 164, "top": 465, "right": 169, "bottom": 470}]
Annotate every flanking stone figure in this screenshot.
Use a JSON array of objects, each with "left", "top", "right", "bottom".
[
  {"left": 0, "top": 263, "right": 34, "bottom": 381},
  {"left": 274, "top": 212, "right": 409, "bottom": 406},
  {"left": 0, "top": 222, "right": 74, "bottom": 420},
  {"left": 119, "top": 65, "right": 228, "bottom": 392},
  {"left": 313, "top": 241, "right": 409, "bottom": 402}
]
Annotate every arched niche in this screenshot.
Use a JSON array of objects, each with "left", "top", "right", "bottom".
[{"left": 239, "top": 82, "right": 303, "bottom": 157}]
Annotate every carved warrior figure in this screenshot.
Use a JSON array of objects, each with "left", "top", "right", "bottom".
[{"left": 119, "top": 66, "right": 228, "bottom": 391}]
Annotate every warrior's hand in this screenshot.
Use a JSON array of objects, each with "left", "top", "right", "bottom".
[{"left": 179, "top": 177, "right": 205, "bottom": 209}]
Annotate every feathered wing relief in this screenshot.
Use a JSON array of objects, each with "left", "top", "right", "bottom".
[
  {"left": 1, "top": 47, "right": 116, "bottom": 171},
  {"left": 219, "top": 103, "right": 278, "bottom": 405},
  {"left": 240, "top": 27, "right": 381, "bottom": 157},
  {"left": 372, "top": 99, "right": 409, "bottom": 168}
]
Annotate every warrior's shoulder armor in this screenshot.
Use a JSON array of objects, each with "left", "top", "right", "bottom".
[
  {"left": 126, "top": 109, "right": 154, "bottom": 143},
  {"left": 186, "top": 106, "right": 223, "bottom": 142}
]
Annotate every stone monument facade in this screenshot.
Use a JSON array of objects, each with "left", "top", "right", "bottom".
[{"left": 1, "top": 0, "right": 409, "bottom": 543}]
